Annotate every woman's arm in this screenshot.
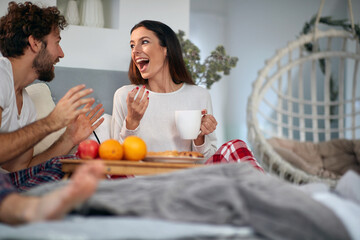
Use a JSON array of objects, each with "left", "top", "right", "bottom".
[{"left": 112, "top": 86, "right": 137, "bottom": 142}]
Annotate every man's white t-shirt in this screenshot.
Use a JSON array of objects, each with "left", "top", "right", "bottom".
[
  {"left": 111, "top": 83, "right": 217, "bottom": 159},
  {"left": 0, "top": 57, "right": 36, "bottom": 133}
]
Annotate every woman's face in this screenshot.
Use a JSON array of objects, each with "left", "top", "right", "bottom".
[{"left": 130, "top": 27, "right": 168, "bottom": 80}]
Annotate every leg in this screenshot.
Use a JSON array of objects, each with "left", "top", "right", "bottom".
[
  {"left": 0, "top": 161, "right": 104, "bottom": 225},
  {"left": 205, "top": 139, "right": 264, "bottom": 172},
  {"left": 9, "top": 155, "right": 76, "bottom": 191},
  {"left": 0, "top": 174, "right": 18, "bottom": 205}
]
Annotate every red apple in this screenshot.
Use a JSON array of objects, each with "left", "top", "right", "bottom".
[{"left": 77, "top": 140, "right": 99, "bottom": 159}]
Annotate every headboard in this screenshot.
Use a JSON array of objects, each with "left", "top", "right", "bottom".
[{"left": 40, "top": 66, "right": 130, "bottom": 114}]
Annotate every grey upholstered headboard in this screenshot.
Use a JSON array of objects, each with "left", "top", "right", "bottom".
[{"left": 37, "top": 66, "right": 130, "bottom": 114}]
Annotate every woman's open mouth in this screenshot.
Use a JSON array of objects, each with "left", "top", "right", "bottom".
[{"left": 136, "top": 58, "right": 149, "bottom": 72}]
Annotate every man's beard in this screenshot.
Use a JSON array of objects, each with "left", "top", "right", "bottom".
[{"left": 33, "top": 47, "right": 56, "bottom": 82}]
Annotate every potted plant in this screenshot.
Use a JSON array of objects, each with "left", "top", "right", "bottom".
[{"left": 177, "top": 30, "right": 238, "bottom": 89}]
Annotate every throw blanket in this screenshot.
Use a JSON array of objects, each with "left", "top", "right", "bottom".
[
  {"left": 27, "top": 163, "right": 350, "bottom": 240},
  {"left": 268, "top": 138, "right": 360, "bottom": 179}
]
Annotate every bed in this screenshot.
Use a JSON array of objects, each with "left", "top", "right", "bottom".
[{"left": 0, "top": 163, "right": 359, "bottom": 240}]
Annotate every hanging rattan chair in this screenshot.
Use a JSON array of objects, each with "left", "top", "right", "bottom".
[{"left": 247, "top": 0, "right": 359, "bottom": 186}]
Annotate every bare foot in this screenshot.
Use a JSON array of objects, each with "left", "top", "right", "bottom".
[{"left": 0, "top": 161, "right": 104, "bottom": 225}]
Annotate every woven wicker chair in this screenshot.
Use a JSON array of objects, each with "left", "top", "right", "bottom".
[{"left": 247, "top": 0, "right": 359, "bottom": 186}]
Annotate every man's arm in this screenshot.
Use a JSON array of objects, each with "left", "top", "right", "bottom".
[
  {"left": 0, "top": 85, "right": 94, "bottom": 166},
  {"left": 0, "top": 108, "right": 61, "bottom": 165}
]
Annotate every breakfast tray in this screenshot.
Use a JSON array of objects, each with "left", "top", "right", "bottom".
[{"left": 61, "top": 159, "right": 203, "bottom": 178}]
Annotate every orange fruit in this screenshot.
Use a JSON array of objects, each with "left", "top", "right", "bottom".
[
  {"left": 99, "top": 139, "right": 123, "bottom": 160},
  {"left": 123, "top": 136, "right": 147, "bottom": 161}
]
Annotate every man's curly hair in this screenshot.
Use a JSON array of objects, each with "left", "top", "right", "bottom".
[{"left": 0, "top": 1, "right": 67, "bottom": 58}]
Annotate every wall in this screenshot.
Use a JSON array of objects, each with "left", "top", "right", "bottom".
[
  {"left": 1, "top": 0, "right": 358, "bottom": 145},
  {"left": 190, "top": 1, "right": 228, "bottom": 145},
  {"left": 59, "top": 0, "right": 190, "bottom": 71},
  {"left": 190, "top": 0, "right": 358, "bottom": 144},
  {"left": 0, "top": 0, "right": 190, "bottom": 71}
]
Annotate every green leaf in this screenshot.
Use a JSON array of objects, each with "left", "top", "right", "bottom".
[{"left": 177, "top": 30, "right": 238, "bottom": 89}]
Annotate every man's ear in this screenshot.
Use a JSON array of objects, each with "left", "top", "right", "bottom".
[{"left": 28, "top": 35, "right": 42, "bottom": 53}]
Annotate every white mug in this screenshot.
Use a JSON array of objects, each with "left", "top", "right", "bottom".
[{"left": 175, "top": 110, "right": 202, "bottom": 139}]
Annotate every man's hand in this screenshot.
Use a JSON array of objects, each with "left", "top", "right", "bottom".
[
  {"left": 64, "top": 101, "right": 105, "bottom": 146},
  {"left": 46, "top": 85, "right": 95, "bottom": 131},
  {"left": 29, "top": 85, "right": 103, "bottom": 164},
  {"left": 26, "top": 93, "right": 104, "bottom": 168}
]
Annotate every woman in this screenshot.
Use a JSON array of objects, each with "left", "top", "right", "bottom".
[{"left": 111, "top": 20, "right": 263, "bottom": 171}]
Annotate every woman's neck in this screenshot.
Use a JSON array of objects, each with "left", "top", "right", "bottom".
[{"left": 147, "top": 74, "right": 183, "bottom": 93}]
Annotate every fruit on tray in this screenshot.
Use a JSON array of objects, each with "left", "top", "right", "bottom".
[
  {"left": 77, "top": 136, "right": 148, "bottom": 161},
  {"left": 77, "top": 139, "right": 99, "bottom": 159},
  {"left": 123, "top": 136, "right": 147, "bottom": 161},
  {"left": 99, "top": 139, "right": 124, "bottom": 160}
]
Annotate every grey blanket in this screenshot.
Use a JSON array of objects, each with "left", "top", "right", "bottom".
[{"left": 28, "top": 163, "right": 350, "bottom": 240}]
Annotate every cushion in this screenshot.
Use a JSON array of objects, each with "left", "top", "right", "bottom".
[
  {"left": 87, "top": 113, "right": 112, "bottom": 143},
  {"left": 25, "top": 83, "right": 65, "bottom": 156},
  {"left": 267, "top": 137, "right": 360, "bottom": 179}
]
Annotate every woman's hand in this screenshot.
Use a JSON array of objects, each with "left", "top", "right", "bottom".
[
  {"left": 126, "top": 85, "right": 149, "bottom": 130},
  {"left": 194, "top": 109, "right": 217, "bottom": 146}
]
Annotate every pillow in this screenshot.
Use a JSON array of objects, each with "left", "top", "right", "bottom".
[
  {"left": 87, "top": 113, "right": 112, "bottom": 143},
  {"left": 267, "top": 137, "right": 360, "bottom": 179},
  {"left": 267, "top": 137, "right": 338, "bottom": 179},
  {"left": 25, "top": 83, "right": 65, "bottom": 156}
]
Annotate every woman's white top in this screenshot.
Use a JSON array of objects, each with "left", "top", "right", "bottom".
[{"left": 111, "top": 83, "right": 217, "bottom": 159}]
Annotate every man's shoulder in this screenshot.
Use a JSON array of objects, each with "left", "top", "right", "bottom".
[
  {"left": 0, "top": 57, "right": 11, "bottom": 69},
  {"left": 0, "top": 58, "right": 13, "bottom": 87},
  {"left": 0, "top": 57, "right": 12, "bottom": 79}
]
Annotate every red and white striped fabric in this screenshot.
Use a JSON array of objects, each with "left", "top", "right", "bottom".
[{"left": 205, "top": 139, "right": 264, "bottom": 172}]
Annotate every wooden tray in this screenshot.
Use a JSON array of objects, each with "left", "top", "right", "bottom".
[{"left": 61, "top": 159, "right": 203, "bottom": 177}]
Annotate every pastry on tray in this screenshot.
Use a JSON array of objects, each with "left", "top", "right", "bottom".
[{"left": 147, "top": 150, "right": 204, "bottom": 158}]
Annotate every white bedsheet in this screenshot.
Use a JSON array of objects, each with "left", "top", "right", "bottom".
[
  {"left": 310, "top": 170, "right": 360, "bottom": 240},
  {"left": 0, "top": 216, "right": 256, "bottom": 240},
  {"left": 313, "top": 192, "right": 360, "bottom": 240},
  {"left": 301, "top": 170, "right": 360, "bottom": 240}
]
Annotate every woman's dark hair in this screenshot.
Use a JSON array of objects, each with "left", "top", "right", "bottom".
[
  {"left": 0, "top": 1, "right": 67, "bottom": 58},
  {"left": 128, "top": 20, "right": 194, "bottom": 85}
]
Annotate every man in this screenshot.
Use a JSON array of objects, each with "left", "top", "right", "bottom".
[
  {"left": 0, "top": 1, "right": 106, "bottom": 225},
  {"left": 0, "top": 1, "right": 104, "bottom": 189}
]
